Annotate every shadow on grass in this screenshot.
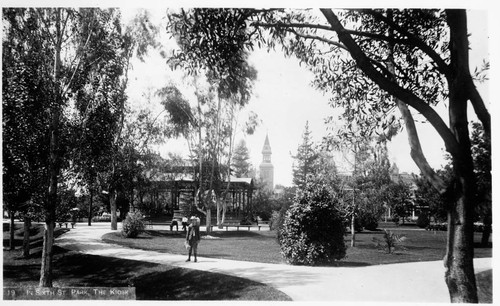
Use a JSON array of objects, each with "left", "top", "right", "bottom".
[
  {"left": 3, "top": 227, "right": 69, "bottom": 249},
  {"left": 476, "top": 269, "right": 492, "bottom": 304},
  {"left": 133, "top": 268, "right": 290, "bottom": 300},
  {"left": 4, "top": 247, "right": 291, "bottom": 301}
]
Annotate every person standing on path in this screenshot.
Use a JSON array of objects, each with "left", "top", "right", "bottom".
[{"left": 186, "top": 217, "right": 201, "bottom": 262}]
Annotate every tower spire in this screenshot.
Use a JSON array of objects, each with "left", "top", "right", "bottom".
[
  {"left": 262, "top": 133, "right": 272, "bottom": 157},
  {"left": 259, "top": 134, "right": 274, "bottom": 190}
]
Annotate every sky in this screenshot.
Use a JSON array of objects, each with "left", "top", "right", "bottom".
[{"left": 121, "top": 8, "right": 490, "bottom": 187}]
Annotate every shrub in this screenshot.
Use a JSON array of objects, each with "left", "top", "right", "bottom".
[
  {"left": 392, "top": 215, "right": 400, "bottom": 226},
  {"left": 359, "top": 213, "right": 379, "bottom": 231},
  {"left": 271, "top": 208, "right": 288, "bottom": 234},
  {"left": 344, "top": 216, "right": 364, "bottom": 233},
  {"left": 372, "top": 229, "right": 407, "bottom": 254},
  {"left": 416, "top": 214, "right": 430, "bottom": 228},
  {"left": 270, "top": 210, "right": 280, "bottom": 231},
  {"left": 279, "top": 180, "right": 346, "bottom": 265},
  {"left": 121, "top": 211, "right": 145, "bottom": 238}
]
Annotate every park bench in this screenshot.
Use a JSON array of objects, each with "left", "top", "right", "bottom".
[
  {"left": 426, "top": 222, "right": 447, "bottom": 231},
  {"left": 257, "top": 220, "right": 271, "bottom": 231},
  {"left": 219, "top": 217, "right": 270, "bottom": 231},
  {"left": 167, "top": 210, "right": 184, "bottom": 231},
  {"left": 57, "top": 221, "right": 69, "bottom": 228},
  {"left": 219, "top": 217, "right": 248, "bottom": 231}
]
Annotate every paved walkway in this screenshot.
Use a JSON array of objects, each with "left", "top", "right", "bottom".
[{"left": 55, "top": 223, "right": 492, "bottom": 302}]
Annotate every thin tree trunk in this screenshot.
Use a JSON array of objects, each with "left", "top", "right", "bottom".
[
  {"left": 206, "top": 207, "right": 212, "bottom": 232},
  {"left": 40, "top": 8, "right": 62, "bottom": 288},
  {"left": 350, "top": 212, "right": 355, "bottom": 247},
  {"left": 88, "top": 188, "right": 93, "bottom": 226},
  {"left": 39, "top": 220, "right": 55, "bottom": 287},
  {"left": 23, "top": 216, "right": 31, "bottom": 257},
  {"left": 216, "top": 199, "right": 222, "bottom": 228},
  {"left": 110, "top": 190, "right": 118, "bottom": 230},
  {"left": 9, "top": 210, "right": 15, "bottom": 250}
]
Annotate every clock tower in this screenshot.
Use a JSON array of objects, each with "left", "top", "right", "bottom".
[{"left": 259, "top": 134, "right": 274, "bottom": 190}]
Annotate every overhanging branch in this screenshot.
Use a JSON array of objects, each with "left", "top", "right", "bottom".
[
  {"left": 320, "top": 9, "right": 462, "bottom": 161},
  {"left": 362, "top": 9, "right": 451, "bottom": 77}
]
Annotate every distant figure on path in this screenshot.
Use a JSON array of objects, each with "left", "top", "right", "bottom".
[
  {"left": 181, "top": 216, "right": 188, "bottom": 233},
  {"left": 170, "top": 219, "right": 179, "bottom": 231},
  {"left": 186, "top": 217, "right": 201, "bottom": 262}
]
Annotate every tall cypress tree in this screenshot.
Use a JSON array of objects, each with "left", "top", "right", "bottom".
[
  {"left": 232, "top": 139, "right": 251, "bottom": 178},
  {"left": 292, "top": 121, "right": 318, "bottom": 189}
]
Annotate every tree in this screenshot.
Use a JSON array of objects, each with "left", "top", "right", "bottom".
[
  {"left": 330, "top": 132, "right": 390, "bottom": 244},
  {"left": 470, "top": 122, "right": 491, "bottom": 246},
  {"left": 2, "top": 8, "right": 133, "bottom": 287},
  {"left": 162, "top": 12, "right": 259, "bottom": 229},
  {"left": 2, "top": 8, "right": 52, "bottom": 255},
  {"left": 382, "top": 180, "right": 414, "bottom": 224},
  {"left": 414, "top": 167, "right": 451, "bottom": 223},
  {"left": 165, "top": 8, "right": 489, "bottom": 301},
  {"left": 292, "top": 121, "right": 319, "bottom": 189},
  {"left": 232, "top": 139, "right": 252, "bottom": 177}
]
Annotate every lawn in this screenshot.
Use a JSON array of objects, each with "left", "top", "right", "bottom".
[
  {"left": 101, "top": 224, "right": 492, "bottom": 302},
  {"left": 102, "top": 224, "right": 492, "bottom": 266},
  {"left": 2, "top": 222, "right": 291, "bottom": 300}
]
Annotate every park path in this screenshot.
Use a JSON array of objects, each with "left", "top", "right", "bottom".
[{"left": 56, "top": 223, "right": 492, "bottom": 302}]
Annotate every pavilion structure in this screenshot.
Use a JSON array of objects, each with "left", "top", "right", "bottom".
[{"left": 137, "top": 171, "right": 254, "bottom": 220}]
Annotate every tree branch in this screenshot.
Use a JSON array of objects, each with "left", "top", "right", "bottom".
[
  {"left": 467, "top": 80, "right": 490, "bottom": 137},
  {"left": 35, "top": 9, "right": 57, "bottom": 46},
  {"left": 361, "top": 9, "right": 451, "bottom": 77},
  {"left": 396, "top": 100, "right": 447, "bottom": 193},
  {"left": 320, "top": 9, "right": 462, "bottom": 161},
  {"left": 287, "top": 28, "right": 347, "bottom": 51},
  {"left": 345, "top": 29, "right": 409, "bottom": 44},
  {"left": 252, "top": 20, "right": 336, "bottom": 32}
]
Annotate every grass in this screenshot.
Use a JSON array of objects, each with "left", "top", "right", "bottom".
[
  {"left": 103, "top": 229, "right": 286, "bottom": 264},
  {"left": 2, "top": 222, "right": 291, "bottom": 300},
  {"left": 102, "top": 225, "right": 492, "bottom": 266}
]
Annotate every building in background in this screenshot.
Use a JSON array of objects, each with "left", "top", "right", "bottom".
[{"left": 259, "top": 134, "right": 274, "bottom": 191}]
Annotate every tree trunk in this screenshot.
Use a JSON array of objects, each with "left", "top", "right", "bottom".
[
  {"left": 217, "top": 198, "right": 222, "bottom": 228},
  {"left": 206, "top": 208, "right": 212, "bottom": 233},
  {"left": 88, "top": 188, "right": 93, "bottom": 226},
  {"left": 444, "top": 171, "right": 477, "bottom": 302},
  {"left": 350, "top": 213, "right": 355, "bottom": 247},
  {"left": 110, "top": 190, "right": 118, "bottom": 230},
  {"left": 9, "top": 210, "right": 15, "bottom": 250},
  {"left": 39, "top": 220, "right": 55, "bottom": 287},
  {"left": 221, "top": 200, "right": 226, "bottom": 224},
  {"left": 443, "top": 9, "right": 479, "bottom": 303},
  {"left": 23, "top": 216, "right": 31, "bottom": 257},
  {"left": 481, "top": 210, "right": 491, "bottom": 247},
  {"left": 40, "top": 8, "right": 62, "bottom": 288}
]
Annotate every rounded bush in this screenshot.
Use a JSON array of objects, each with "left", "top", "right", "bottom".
[
  {"left": 416, "top": 214, "right": 430, "bottom": 228},
  {"left": 121, "top": 211, "right": 145, "bottom": 238},
  {"left": 360, "top": 213, "right": 379, "bottom": 231},
  {"left": 279, "top": 181, "right": 346, "bottom": 265}
]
